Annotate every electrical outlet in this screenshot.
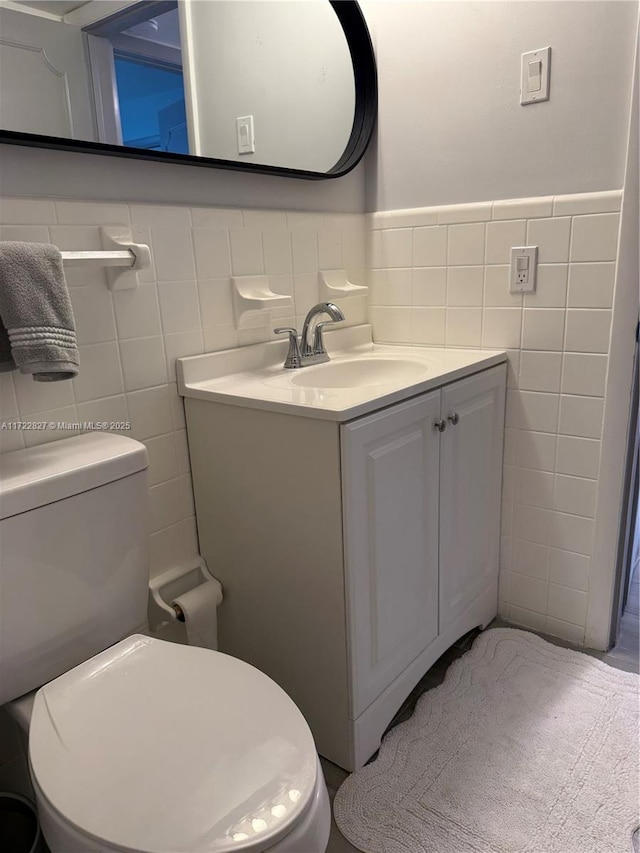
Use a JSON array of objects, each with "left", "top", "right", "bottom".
[{"left": 509, "top": 246, "right": 538, "bottom": 293}]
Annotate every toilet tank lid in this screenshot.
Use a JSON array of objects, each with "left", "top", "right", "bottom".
[{"left": 0, "top": 433, "right": 148, "bottom": 519}]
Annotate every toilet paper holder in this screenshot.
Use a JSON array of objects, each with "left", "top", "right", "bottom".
[{"left": 148, "top": 557, "right": 223, "bottom": 630}]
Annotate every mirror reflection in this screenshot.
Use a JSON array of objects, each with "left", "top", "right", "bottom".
[{"left": 0, "top": 0, "right": 357, "bottom": 172}]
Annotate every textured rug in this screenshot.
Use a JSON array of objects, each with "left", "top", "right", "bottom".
[{"left": 334, "top": 628, "right": 639, "bottom": 853}]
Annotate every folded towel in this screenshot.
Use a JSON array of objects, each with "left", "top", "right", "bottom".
[{"left": 0, "top": 242, "right": 79, "bottom": 382}]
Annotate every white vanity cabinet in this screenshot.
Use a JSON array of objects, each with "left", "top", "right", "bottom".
[{"left": 184, "top": 362, "right": 506, "bottom": 771}]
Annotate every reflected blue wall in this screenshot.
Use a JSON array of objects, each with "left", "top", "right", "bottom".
[{"left": 114, "top": 58, "right": 188, "bottom": 153}]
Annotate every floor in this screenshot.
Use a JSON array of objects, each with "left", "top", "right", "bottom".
[{"left": 322, "top": 613, "right": 640, "bottom": 853}]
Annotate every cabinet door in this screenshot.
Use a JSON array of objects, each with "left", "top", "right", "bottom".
[
  {"left": 341, "top": 392, "right": 441, "bottom": 717},
  {"left": 439, "top": 366, "right": 506, "bottom": 628}
]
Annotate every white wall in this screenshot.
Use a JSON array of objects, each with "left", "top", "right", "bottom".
[
  {"left": 0, "top": 145, "right": 366, "bottom": 212},
  {"left": 181, "top": 0, "right": 355, "bottom": 172},
  {"left": 363, "top": 0, "right": 638, "bottom": 211}
]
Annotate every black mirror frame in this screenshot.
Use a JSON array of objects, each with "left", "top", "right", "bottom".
[{"left": 0, "top": 0, "right": 377, "bottom": 181}]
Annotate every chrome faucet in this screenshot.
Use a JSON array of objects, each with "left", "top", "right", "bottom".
[{"left": 274, "top": 302, "right": 345, "bottom": 369}]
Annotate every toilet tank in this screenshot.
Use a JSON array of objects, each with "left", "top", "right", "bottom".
[{"left": 0, "top": 433, "right": 149, "bottom": 705}]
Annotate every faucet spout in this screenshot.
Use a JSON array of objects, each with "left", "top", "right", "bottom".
[{"left": 300, "top": 302, "right": 345, "bottom": 359}]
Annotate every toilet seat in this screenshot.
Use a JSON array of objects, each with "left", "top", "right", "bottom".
[{"left": 29, "top": 635, "right": 319, "bottom": 853}]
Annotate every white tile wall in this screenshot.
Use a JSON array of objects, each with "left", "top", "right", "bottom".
[
  {"left": 0, "top": 198, "right": 366, "bottom": 577},
  {"left": 368, "top": 190, "right": 623, "bottom": 645},
  {"left": 0, "top": 189, "right": 622, "bottom": 645}
]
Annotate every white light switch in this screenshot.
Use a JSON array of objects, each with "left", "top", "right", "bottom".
[
  {"left": 236, "top": 115, "right": 255, "bottom": 155},
  {"left": 520, "top": 47, "right": 550, "bottom": 105},
  {"left": 510, "top": 246, "right": 538, "bottom": 293}
]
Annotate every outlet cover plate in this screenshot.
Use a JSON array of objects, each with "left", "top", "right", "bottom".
[{"left": 509, "top": 246, "right": 538, "bottom": 293}]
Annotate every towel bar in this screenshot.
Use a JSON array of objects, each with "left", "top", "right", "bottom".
[
  {"left": 60, "top": 250, "right": 135, "bottom": 268},
  {"left": 62, "top": 227, "right": 151, "bottom": 290}
]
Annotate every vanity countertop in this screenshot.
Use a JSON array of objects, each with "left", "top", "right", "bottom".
[{"left": 177, "top": 326, "right": 507, "bottom": 422}]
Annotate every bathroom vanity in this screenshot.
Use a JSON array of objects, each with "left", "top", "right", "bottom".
[{"left": 178, "top": 327, "right": 506, "bottom": 770}]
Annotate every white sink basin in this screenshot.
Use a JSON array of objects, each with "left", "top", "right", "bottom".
[
  {"left": 291, "top": 357, "right": 429, "bottom": 389},
  {"left": 177, "top": 325, "right": 506, "bottom": 422}
]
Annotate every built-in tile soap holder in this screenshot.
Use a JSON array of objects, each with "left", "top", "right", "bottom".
[
  {"left": 231, "top": 275, "right": 293, "bottom": 329},
  {"left": 319, "top": 269, "right": 368, "bottom": 300}
]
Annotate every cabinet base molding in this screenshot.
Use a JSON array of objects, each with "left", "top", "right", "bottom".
[{"left": 347, "top": 582, "right": 498, "bottom": 771}]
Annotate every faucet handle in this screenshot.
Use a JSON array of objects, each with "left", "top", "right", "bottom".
[
  {"left": 273, "top": 327, "right": 302, "bottom": 369},
  {"left": 312, "top": 320, "right": 341, "bottom": 355}
]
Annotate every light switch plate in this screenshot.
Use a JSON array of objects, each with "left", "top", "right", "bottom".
[
  {"left": 520, "top": 47, "right": 551, "bottom": 105},
  {"left": 509, "top": 246, "right": 538, "bottom": 293},
  {"left": 236, "top": 115, "right": 255, "bottom": 154}
]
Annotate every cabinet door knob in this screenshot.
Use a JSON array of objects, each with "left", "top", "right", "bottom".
[
  {"left": 447, "top": 412, "right": 460, "bottom": 425},
  {"left": 434, "top": 419, "right": 447, "bottom": 432}
]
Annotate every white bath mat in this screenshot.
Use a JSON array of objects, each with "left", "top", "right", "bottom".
[{"left": 334, "top": 628, "right": 639, "bottom": 853}]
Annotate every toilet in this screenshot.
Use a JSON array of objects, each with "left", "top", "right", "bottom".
[{"left": 0, "top": 432, "right": 330, "bottom": 853}]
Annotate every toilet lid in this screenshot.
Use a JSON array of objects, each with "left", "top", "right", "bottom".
[{"left": 29, "top": 635, "right": 318, "bottom": 853}]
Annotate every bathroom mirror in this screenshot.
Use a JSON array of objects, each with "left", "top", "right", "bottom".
[{"left": 0, "top": 0, "right": 376, "bottom": 179}]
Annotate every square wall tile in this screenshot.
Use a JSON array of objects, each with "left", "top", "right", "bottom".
[
  {"left": 145, "top": 434, "right": 179, "bottom": 486},
  {"left": 484, "top": 265, "right": 522, "bottom": 307},
  {"left": 524, "top": 264, "right": 567, "bottom": 308},
  {"left": 14, "top": 370, "right": 74, "bottom": 415},
  {"left": 448, "top": 223, "right": 485, "bottom": 265},
  {"left": 413, "top": 226, "right": 447, "bottom": 267},
  {"left": 447, "top": 266, "right": 483, "bottom": 306},
  {"left": 76, "top": 394, "right": 128, "bottom": 433},
  {"left": 526, "top": 217, "right": 571, "bottom": 262},
  {"left": 445, "top": 308, "right": 482, "bottom": 347},
  {"left": 509, "top": 605, "right": 548, "bottom": 632},
  {"left": 369, "top": 269, "right": 413, "bottom": 305},
  {"left": 519, "top": 349, "right": 564, "bottom": 396},
  {"left": 412, "top": 307, "right": 446, "bottom": 345},
  {"left": 192, "top": 228, "right": 232, "bottom": 278},
  {"left": 558, "top": 395, "right": 604, "bottom": 439},
  {"left": 515, "top": 430, "right": 557, "bottom": 472},
  {"left": 514, "top": 467, "right": 555, "bottom": 509},
  {"left": 164, "top": 331, "right": 204, "bottom": 382},
  {"left": 198, "top": 278, "right": 234, "bottom": 327},
  {"left": 375, "top": 228, "right": 412, "bottom": 268},
  {"left": 230, "top": 228, "right": 264, "bottom": 275},
  {"left": 512, "top": 503, "right": 552, "bottom": 545},
  {"left": 561, "top": 353, "right": 608, "bottom": 397},
  {"left": 72, "top": 342, "right": 123, "bottom": 403},
  {"left": 509, "top": 390, "right": 559, "bottom": 433},
  {"left": 564, "top": 309, "right": 611, "bottom": 354},
  {"left": 485, "top": 220, "right": 526, "bottom": 264},
  {"left": 554, "top": 474, "right": 597, "bottom": 517},
  {"left": 157, "top": 281, "right": 201, "bottom": 334},
  {"left": 547, "top": 511, "right": 593, "bottom": 556},
  {"left": 149, "top": 478, "right": 185, "bottom": 532},
  {"left": 570, "top": 213, "right": 620, "bottom": 262},
  {"left": 548, "top": 548, "right": 590, "bottom": 591},
  {"left": 318, "top": 228, "right": 343, "bottom": 269},
  {"left": 567, "top": 263, "right": 615, "bottom": 308},
  {"left": 522, "top": 309, "right": 565, "bottom": 351},
  {"left": 482, "top": 308, "right": 522, "bottom": 349},
  {"left": 262, "top": 229, "right": 294, "bottom": 275},
  {"left": 547, "top": 583, "right": 588, "bottom": 626},
  {"left": 113, "top": 284, "right": 162, "bottom": 340},
  {"left": 556, "top": 435, "right": 600, "bottom": 479},
  {"left": 544, "top": 617, "right": 585, "bottom": 645},
  {"left": 413, "top": 268, "right": 447, "bottom": 305},
  {"left": 126, "top": 385, "right": 174, "bottom": 439},
  {"left": 511, "top": 538, "right": 550, "bottom": 579},
  {"left": 510, "top": 572, "right": 548, "bottom": 613},
  {"left": 151, "top": 227, "right": 196, "bottom": 281},
  {"left": 369, "top": 306, "right": 412, "bottom": 343},
  {"left": 120, "top": 337, "right": 167, "bottom": 392}
]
